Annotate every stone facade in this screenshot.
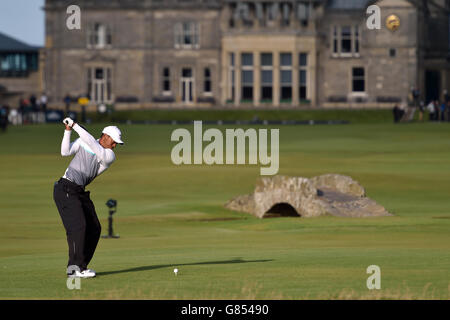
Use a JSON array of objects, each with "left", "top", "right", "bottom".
[
  {"left": 0, "top": 68, "right": 43, "bottom": 106},
  {"left": 43, "top": 0, "right": 450, "bottom": 110}
]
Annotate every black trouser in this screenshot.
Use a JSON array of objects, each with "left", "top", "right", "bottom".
[{"left": 53, "top": 178, "right": 101, "bottom": 272}]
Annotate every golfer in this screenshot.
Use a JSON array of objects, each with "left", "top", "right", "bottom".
[{"left": 53, "top": 117, "right": 124, "bottom": 278}]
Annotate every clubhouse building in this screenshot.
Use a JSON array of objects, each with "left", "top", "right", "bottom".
[
  {"left": 0, "top": 32, "right": 43, "bottom": 106},
  {"left": 43, "top": 0, "right": 450, "bottom": 109}
]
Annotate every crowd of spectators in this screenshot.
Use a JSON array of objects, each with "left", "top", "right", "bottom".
[
  {"left": 0, "top": 93, "right": 49, "bottom": 129},
  {"left": 425, "top": 99, "right": 450, "bottom": 122},
  {"left": 16, "top": 93, "right": 48, "bottom": 124},
  {"left": 0, "top": 93, "right": 82, "bottom": 131},
  {"left": 393, "top": 88, "right": 450, "bottom": 123}
]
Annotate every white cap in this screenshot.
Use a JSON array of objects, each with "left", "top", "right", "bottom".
[{"left": 102, "top": 126, "right": 124, "bottom": 145}]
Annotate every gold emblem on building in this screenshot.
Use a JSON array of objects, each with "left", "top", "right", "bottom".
[{"left": 386, "top": 14, "right": 400, "bottom": 31}]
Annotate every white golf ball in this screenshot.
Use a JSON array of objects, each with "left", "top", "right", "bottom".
[{"left": 174, "top": 268, "right": 178, "bottom": 274}]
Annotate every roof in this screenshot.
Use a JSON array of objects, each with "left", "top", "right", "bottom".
[
  {"left": 0, "top": 31, "right": 40, "bottom": 52},
  {"left": 327, "top": 0, "right": 374, "bottom": 10}
]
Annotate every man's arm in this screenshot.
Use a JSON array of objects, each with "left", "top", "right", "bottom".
[
  {"left": 61, "top": 130, "right": 80, "bottom": 156},
  {"left": 72, "top": 123, "right": 115, "bottom": 165}
]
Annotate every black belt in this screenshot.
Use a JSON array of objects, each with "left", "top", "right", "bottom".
[{"left": 57, "top": 177, "right": 85, "bottom": 193}]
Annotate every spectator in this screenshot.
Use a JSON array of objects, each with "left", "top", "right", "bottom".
[
  {"left": 79, "top": 93, "right": 90, "bottom": 123},
  {"left": 21, "top": 97, "right": 32, "bottom": 124},
  {"left": 440, "top": 101, "right": 447, "bottom": 121},
  {"left": 447, "top": 101, "right": 450, "bottom": 122},
  {"left": 19, "top": 97, "right": 25, "bottom": 115},
  {"left": 434, "top": 100, "right": 440, "bottom": 121},
  {"left": 412, "top": 87, "right": 420, "bottom": 108},
  {"left": 30, "top": 94, "right": 38, "bottom": 123},
  {"left": 8, "top": 108, "right": 21, "bottom": 125},
  {"left": 64, "top": 94, "right": 71, "bottom": 115},
  {"left": 393, "top": 103, "right": 406, "bottom": 123},
  {"left": 426, "top": 100, "right": 436, "bottom": 121},
  {"left": 30, "top": 94, "right": 37, "bottom": 109},
  {"left": 39, "top": 93, "right": 48, "bottom": 123},
  {"left": 393, "top": 104, "right": 401, "bottom": 123},
  {"left": 40, "top": 93, "right": 48, "bottom": 113},
  {"left": 419, "top": 101, "right": 425, "bottom": 122},
  {"left": 0, "top": 104, "right": 9, "bottom": 132}
]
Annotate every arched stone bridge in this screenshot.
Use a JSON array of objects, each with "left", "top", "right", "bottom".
[{"left": 224, "top": 174, "right": 392, "bottom": 218}]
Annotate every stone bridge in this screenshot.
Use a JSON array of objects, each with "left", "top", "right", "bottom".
[{"left": 224, "top": 174, "right": 392, "bottom": 218}]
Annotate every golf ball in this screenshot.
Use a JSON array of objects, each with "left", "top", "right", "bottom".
[{"left": 174, "top": 268, "right": 178, "bottom": 274}]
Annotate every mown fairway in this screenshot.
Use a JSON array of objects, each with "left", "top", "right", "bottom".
[{"left": 0, "top": 122, "right": 449, "bottom": 299}]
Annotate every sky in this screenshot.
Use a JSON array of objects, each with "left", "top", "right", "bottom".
[{"left": 0, "top": 0, "right": 45, "bottom": 47}]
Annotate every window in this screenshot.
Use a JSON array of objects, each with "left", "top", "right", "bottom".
[
  {"left": 233, "top": 2, "right": 251, "bottom": 26},
  {"left": 0, "top": 53, "right": 38, "bottom": 76},
  {"left": 299, "top": 53, "right": 308, "bottom": 100},
  {"left": 87, "top": 67, "right": 112, "bottom": 103},
  {"left": 95, "top": 68, "right": 103, "bottom": 80},
  {"left": 163, "top": 67, "right": 171, "bottom": 93},
  {"left": 261, "top": 53, "right": 273, "bottom": 101},
  {"left": 87, "top": 23, "right": 112, "bottom": 49},
  {"left": 281, "top": 3, "right": 291, "bottom": 27},
  {"left": 182, "top": 68, "right": 192, "bottom": 78},
  {"left": 241, "top": 53, "right": 253, "bottom": 101},
  {"left": 256, "top": 3, "right": 265, "bottom": 26},
  {"left": 267, "top": 3, "right": 279, "bottom": 21},
  {"left": 333, "top": 26, "right": 338, "bottom": 54},
  {"left": 341, "top": 26, "right": 352, "bottom": 54},
  {"left": 389, "top": 48, "right": 396, "bottom": 57},
  {"left": 352, "top": 67, "right": 365, "bottom": 92},
  {"left": 204, "top": 68, "right": 212, "bottom": 93},
  {"left": 280, "top": 53, "right": 292, "bottom": 101},
  {"left": 297, "top": 2, "right": 308, "bottom": 21},
  {"left": 175, "top": 22, "right": 200, "bottom": 49},
  {"left": 332, "top": 25, "right": 360, "bottom": 57},
  {"left": 228, "top": 53, "right": 235, "bottom": 101}
]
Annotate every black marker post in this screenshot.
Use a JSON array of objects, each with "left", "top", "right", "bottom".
[{"left": 102, "top": 199, "right": 120, "bottom": 238}]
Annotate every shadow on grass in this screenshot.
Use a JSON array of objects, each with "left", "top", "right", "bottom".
[{"left": 97, "top": 258, "right": 273, "bottom": 276}]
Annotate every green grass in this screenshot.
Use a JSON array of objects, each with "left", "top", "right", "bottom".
[{"left": 0, "top": 122, "right": 449, "bottom": 299}]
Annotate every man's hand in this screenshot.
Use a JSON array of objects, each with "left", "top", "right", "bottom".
[{"left": 63, "top": 117, "right": 75, "bottom": 131}]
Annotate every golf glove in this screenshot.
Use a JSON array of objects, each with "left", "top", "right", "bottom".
[{"left": 63, "top": 117, "right": 74, "bottom": 128}]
